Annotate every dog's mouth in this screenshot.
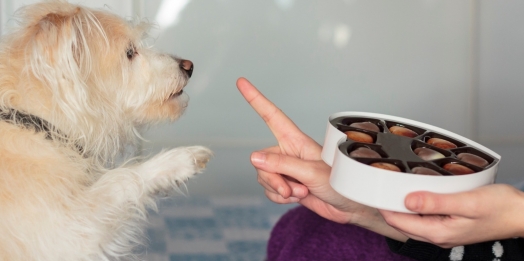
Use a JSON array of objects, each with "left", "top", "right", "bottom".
[{"left": 168, "top": 89, "right": 184, "bottom": 99}]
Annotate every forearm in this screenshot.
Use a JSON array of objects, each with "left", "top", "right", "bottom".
[{"left": 351, "top": 207, "right": 408, "bottom": 242}]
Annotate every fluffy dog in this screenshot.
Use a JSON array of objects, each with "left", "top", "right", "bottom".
[{"left": 0, "top": 1, "right": 212, "bottom": 260}]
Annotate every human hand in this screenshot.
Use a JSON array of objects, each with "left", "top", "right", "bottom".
[
  {"left": 236, "top": 77, "right": 320, "bottom": 203},
  {"left": 380, "top": 183, "right": 524, "bottom": 248},
  {"left": 236, "top": 77, "right": 407, "bottom": 241}
]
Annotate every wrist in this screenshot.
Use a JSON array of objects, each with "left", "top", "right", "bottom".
[
  {"left": 515, "top": 188, "right": 524, "bottom": 238},
  {"left": 350, "top": 207, "right": 408, "bottom": 242}
]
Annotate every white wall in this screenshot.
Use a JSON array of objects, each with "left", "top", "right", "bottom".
[
  {"left": 477, "top": 0, "right": 524, "bottom": 185},
  {"left": 0, "top": 0, "right": 139, "bottom": 36},
  {"left": 1, "top": 0, "right": 523, "bottom": 196},
  {"left": 140, "top": 0, "right": 478, "bottom": 196}
]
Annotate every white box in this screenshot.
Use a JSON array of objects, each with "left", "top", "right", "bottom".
[{"left": 322, "top": 112, "right": 501, "bottom": 213}]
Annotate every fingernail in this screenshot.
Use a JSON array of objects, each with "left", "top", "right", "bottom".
[
  {"left": 289, "top": 197, "right": 300, "bottom": 203},
  {"left": 251, "top": 152, "right": 266, "bottom": 165},
  {"left": 406, "top": 195, "right": 421, "bottom": 210},
  {"left": 277, "top": 187, "right": 285, "bottom": 197},
  {"left": 292, "top": 187, "right": 303, "bottom": 198}
]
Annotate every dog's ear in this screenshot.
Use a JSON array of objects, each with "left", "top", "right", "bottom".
[
  {"left": 40, "top": 11, "right": 72, "bottom": 28},
  {"left": 27, "top": 6, "right": 104, "bottom": 122},
  {"left": 31, "top": 7, "right": 88, "bottom": 72}
]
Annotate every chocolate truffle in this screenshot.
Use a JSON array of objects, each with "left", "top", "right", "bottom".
[
  {"left": 443, "top": 163, "right": 475, "bottom": 175},
  {"left": 427, "top": 138, "right": 457, "bottom": 150},
  {"left": 349, "top": 147, "right": 381, "bottom": 158},
  {"left": 349, "top": 122, "right": 380, "bottom": 132},
  {"left": 457, "top": 153, "right": 489, "bottom": 168},
  {"left": 370, "top": 162, "right": 401, "bottom": 172},
  {"left": 414, "top": 147, "right": 445, "bottom": 161},
  {"left": 345, "top": 131, "right": 373, "bottom": 143},
  {"left": 411, "top": 167, "right": 442, "bottom": 176},
  {"left": 389, "top": 126, "right": 418, "bottom": 138}
]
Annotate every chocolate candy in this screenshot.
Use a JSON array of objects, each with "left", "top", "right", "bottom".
[
  {"left": 350, "top": 122, "right": 379, "bottom": 132},
  {"left": 345, "top": 131, "right": 373, "bottom": 143},
  {"left": 370, "top": 162, "right": 401, "bottom": 172},
  {"left": 411, "top": 167, "right": 442, "bottom": 176},
  {"left": 457, "top": 153, "right": 489, "bottom": 168},
  {"left": 427, "top": 138, "right": 457, "bottom": 150},
  {"left": 443, "top": 163, "right": 475, "bottom": 175},
  {"left": 349, "top": 147, "right": 381, "bottom": 158},
  {"left": 389, "top": 126, "right": 418, "bottom": 138},
  {"left": 413, "top": 147, "right": 445, "bottom": 161},
  {"left": 333, "top": 116, "right": 497, "bottom": 179}
]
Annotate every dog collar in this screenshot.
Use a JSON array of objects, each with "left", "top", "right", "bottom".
[
  {"left": 0, "top": 109, "right": 53, "bottom": 139},
  {"left": 0, "top": 109, "right": 83, "bottom": 153}
]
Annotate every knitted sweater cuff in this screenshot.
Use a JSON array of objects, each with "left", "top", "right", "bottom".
[{"left": 386, "top": 237, "right": 447, "bottom": 261}]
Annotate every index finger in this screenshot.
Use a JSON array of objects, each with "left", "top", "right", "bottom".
[{"left": 236, "top": 77, "right": 302, "bottom": 140}]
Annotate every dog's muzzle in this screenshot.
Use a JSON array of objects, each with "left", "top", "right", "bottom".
[{"left": 179, "top": 59, "right": 193, "bottom": 78}]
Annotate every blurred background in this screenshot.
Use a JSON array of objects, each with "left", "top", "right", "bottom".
[
  {"left": 2, "top": 0, "right": 524, "bottom": 260},
  {"left": 2, "top": 0, "right": 524, "bottom": 194}
]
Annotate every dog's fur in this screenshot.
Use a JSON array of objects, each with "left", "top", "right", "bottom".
[{"left": 0, "top": 1, "right": 212, "bottom": 260}]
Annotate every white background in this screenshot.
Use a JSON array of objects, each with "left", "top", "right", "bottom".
[{"left": 2, "top": 0, "right": 524, "bottom": 196}]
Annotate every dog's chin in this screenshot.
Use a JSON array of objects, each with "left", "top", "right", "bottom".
[
  {"left": 168, "top": 90, "right": 184, "bottom": 99},
  {"left": 166, "top": 90, "right": 189, "bottom": 111}
]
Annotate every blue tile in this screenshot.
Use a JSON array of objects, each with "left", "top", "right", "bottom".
[
  {"left": 159, "top": 197, "right": 211, "bottom": 208},
  {"left": 165, "top": 217, "right": 222, "bottom": 240},
  {"left": 227, "top": 240, "right": 267, "bottom": 261},
  {"left": 214, "top": 207, "right": 270, "bottom": 229},
  {"left": 263, "top": 201, "right": 298, "bottom": 215},
  {"left": 144, "top": 196, "right": 294, "bottom": 260},
  {"left": 146, "top": 227, "right": 167, "bottom": 253}
]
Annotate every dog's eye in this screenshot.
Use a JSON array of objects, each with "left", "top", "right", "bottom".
[{"left": 126, "top": 45, "right": 137, "bottom": 60}]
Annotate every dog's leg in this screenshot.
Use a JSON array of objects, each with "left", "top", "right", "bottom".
[
  {"left": 135, "top": 146, "right": 213, "bottom": 195},
  {"left": 86, "top": 146, "right": 212, "bottom": 258}
]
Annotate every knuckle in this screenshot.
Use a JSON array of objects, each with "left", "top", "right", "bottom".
[
  {"left": 265, "top": 190, "right": 286, "bottom": 204},
  {"left": 382, "top": 216, "right": 397, "bottom": 228},
  {"left": 299, "top": 161, "right": 325, "bottom": 182},
  {"left": 261, "top": 107, "right": 280, "bottom": 125},
  {"left": 265, "top": 190, "right": 277, "bottom": 201},
  {"left": 426, "top": 232, "right": 454, "bottom": 247},
  {"left": 429, "top": 235, "right": 448, "bottom": 246},
  {"left": 262, "top": 152, "right": 283, "bottom": 171},
  {"left": 256, "top": 175, "right": 264, "bottom": 185},
  {"left": 273, "top": 153, "right": 285, "bottom": 169},
  {"left": 420, "top": 194, "right": 441, "bottom": 213}
]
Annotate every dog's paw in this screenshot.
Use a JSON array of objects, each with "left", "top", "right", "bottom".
[
  {"left": 184, "top": 146, "right": 213, "bottom": 172},
  {"left": 135, "top": 146, "right": 213, "bottom": 193}
]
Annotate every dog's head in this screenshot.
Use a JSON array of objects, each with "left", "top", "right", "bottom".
[{"left": 0, "top": 1, "right": 193, "bottom": 159}]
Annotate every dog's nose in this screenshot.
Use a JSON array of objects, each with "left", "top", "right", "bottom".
[{"left": 180, "top": 60, "right": 193, "bottom": 78}]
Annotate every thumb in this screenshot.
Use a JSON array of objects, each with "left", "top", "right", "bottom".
[
  {"left": 405, "top": 191, "right": 474, "bottom": 217},
  {"left": 251, "top": 151, "right": 322, "bottom": 185}
]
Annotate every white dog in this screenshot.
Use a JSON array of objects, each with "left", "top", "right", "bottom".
[{"left": 0, "top": 1, "right": 212, "bottom": 260}]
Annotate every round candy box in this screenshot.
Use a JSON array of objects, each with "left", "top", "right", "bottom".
[{"left": 321, "top": 112, "right": 501, "bottom": 213}]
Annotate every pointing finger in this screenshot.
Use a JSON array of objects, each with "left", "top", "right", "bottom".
[{"left": 236, "top": 77, "right": 302, "bottom": 141}]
